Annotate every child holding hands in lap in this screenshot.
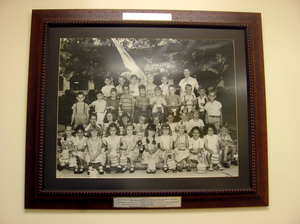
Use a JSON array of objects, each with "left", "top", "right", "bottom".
[
  {"left": 174, "top": 123, "right": 191, "bottom": 172},
  {"left": 158, "top": 123, "right": 175, "bottom": 173},
  {"left": 85, "top": 125, "right": 106, "bottom": 175},
  {"left": 204, "top": 124, "right": 224, "bottom": 171},
  {"left": 73, "top": 125, "right": 88, "bottom": 174},
  {"left": 120, "top": 124, "right": 140, "bottom": 173},
  {"left": 104, "top": 123, "right": 122, "bottom": 173}
]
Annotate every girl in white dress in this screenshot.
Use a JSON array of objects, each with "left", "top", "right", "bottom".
[
  {"left": 189, "top": 126, "right": 210, "bottom": 173},
  {"left": 120, "top": 124, "right": 140, "bottom": 173},
  {"left": 174, "top": 123, "right": 190, "bottom": 172},
  {"left": 58, "top": 125, "right": 76, "bottom": 171},
  {"left": 158, "top": 123, "right": 175, "bottom": 173},
  {"left": 73, "top": 125, "right": 88, "bottom": 174},
  {"left": 142, "top": 124, "right": 159, "bottom": 174},
  {"left": 104, "top": 123, "right": 122, "bottom": 173},
  {"left": 204, "top": 124, "right": 224, "bottom": 171},
  {"left": 85, "top": 125, "right": 106, "bottom": 175}
]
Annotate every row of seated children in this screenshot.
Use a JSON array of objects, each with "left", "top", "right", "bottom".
[{"left": 58, "top": 117, "right": 237, "bottom": 175}]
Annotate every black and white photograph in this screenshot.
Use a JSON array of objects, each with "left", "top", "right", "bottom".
[{"left": 56, "top": 37, "right": 238, "bottom": 179}]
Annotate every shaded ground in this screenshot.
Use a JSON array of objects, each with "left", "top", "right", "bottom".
[{"left": 57, "top": 164, "right": 238, "bottom": 179}]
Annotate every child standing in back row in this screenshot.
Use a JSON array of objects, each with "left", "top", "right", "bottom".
[
  {"left": 89, "top": 90, "right": 106, "bottom": 126},
  {"left": 71, "top": 92, "right": 89, "bottom": 129},
  {"left": 119, "top": 85, "right": 134, "bottom": 119},
  {"left": 101, "top": 75, "right": 115, "bottom": 98},
  {"left": 205, "top": 91, "right": 222, "bottom": 131}
]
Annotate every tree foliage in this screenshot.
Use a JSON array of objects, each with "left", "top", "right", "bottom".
[{"left": 59, "top": 38, "right": 234, "bottom": 88}]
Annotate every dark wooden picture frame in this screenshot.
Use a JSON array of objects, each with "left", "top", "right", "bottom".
[{"left": 25, "top": 9, "right": 268, "bottom": 209}]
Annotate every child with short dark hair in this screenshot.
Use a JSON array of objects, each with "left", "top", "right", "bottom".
[
  {"left": 101, "top": 75, "right": 115, "bottom": 98},
  {"left": 165, "top": 112, "right": 177, "bottom": 135},
  {"left": 151, "top": 86, "right": 167, "bottom": 122},
  {"left": 118, "top": 112, "right": 132, "bottom": 136},
  {"left": 181, "top": 84, "right": 196, "bottom": 118},
  {"left": 205, "top": 91, "right": 222, "bottom": 131},
  {"left": 187, "top": 109, "right": 205, "bottom": 133},
  {"left": 218, "top": 122, "right": 237, "bottom": 168},
  {"left": 145, "top": 74, "right": 157, "bottom": 99},
  {"left": 159, "top": 74, "right": 169, "bottom": 97},
  {"left": 89, "top": 90, "right": 106, "bottom": 125},
  {"left": 129, "top": 74, "right": 139, "bottom": 97},
  {"left": 119, "top": 84, "right": 134, "bottom": 119},
  {"left": 196, "top": 86, "right": 208, "bottom": 122},
  {"left": 85, "top": 114, "right": 102, "bottom": 135},
  {"left": 106, "top": 88, "right": 120, "bottom": 118},
  {"left": 71, "top": 92, "right": 89, "bottom": 129},
  {"left": 116, "top": 75, "right": 127, "bottom": 97},
  {"left": 165, "top": 85, "right": 181, "bottom": 121},
  {"left": 134, "top": 115, "right": 148, "bottom": 138},
  {"left": 135, "top": 84, "right": 150, "bottom": 123}
]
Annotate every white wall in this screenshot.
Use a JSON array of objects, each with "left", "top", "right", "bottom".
[{"left": 1, "top": 0, "right": 300, "bottom": 223}]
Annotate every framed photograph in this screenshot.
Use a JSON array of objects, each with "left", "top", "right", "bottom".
[{"left": 25, "top": 9, "right": 268, "bottom": 209}]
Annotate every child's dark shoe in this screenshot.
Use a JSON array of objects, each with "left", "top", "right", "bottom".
[
  {"left": 223, "top": 163, "right": 230, "bottom": 168},
  {"left": 116, "top": 166, "right": 122, "bottom": 173},
  {"left": 79, "top": 167, "right": 84, "bottom": 174},
  {"left": 163, "top": 166, "right": 169, "bottom": 173},
  {"left": 74, "top": 168, "right": 79, "bottom": 174},
  {"left": 231, "top": 159, "right": 238, "bottom": 166},
  {"left": 57, "top": 164, "right": 64, "bottom": 171},
  {"left": 177, "top": 166, "right": 183, "bottom": 172},
  {"left": 106, "top": 166, "right": 111, "bottom": 174},
  {"left": 172, "top": 169, "right": 177, "bottom": 173},
  {"left": 121, "top": 167, "right": 127, "bottom": 173},
  {"left": 186, "top": 166, "right": 191, "bottom": 172},
  {"left": 99, "top": 167, "right": 104, "bottom": 175},
  {"left": 129, "top": 167, "right": 135, "bottom": 173}
]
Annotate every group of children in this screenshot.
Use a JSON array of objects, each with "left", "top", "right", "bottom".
[{"left": 58, "top": 70, "right": 238, "bottom": 175}]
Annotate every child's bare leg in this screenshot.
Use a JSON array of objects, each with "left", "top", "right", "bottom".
[
  {"left": 208, "top": 154, "right": 213, "bottom": 171},
  {"left": 116, "top": 157, "right": 122, "bottom": 173},
  {"left": 163, "top": 156, "right": 168, "bottom": 172},
  {"left": 177, "top": 161, "right": 183, "bottom": 172}
]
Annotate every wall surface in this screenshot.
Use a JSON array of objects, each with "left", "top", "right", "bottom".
[{"left": 1, "top": 0, "right": 300, "bottom": 223}]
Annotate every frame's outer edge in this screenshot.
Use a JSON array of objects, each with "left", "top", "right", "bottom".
[
  {"left": 25, "top": 11, "right": 45, "bottom": 208},
  {"left": 25, "top": 9, "right": 268, "bottom": 209},
  {"left": 249, "top": 13, "right": 268, "bottom": 206}
]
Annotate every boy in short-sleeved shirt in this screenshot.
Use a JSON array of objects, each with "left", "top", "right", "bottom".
[{"left": 204, "top": 91, "right": 222, "bottom": 131}]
